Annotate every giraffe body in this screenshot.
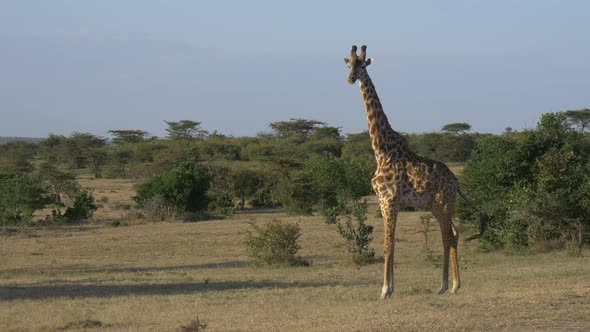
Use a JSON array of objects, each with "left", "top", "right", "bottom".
[{"left": 345, "top": 45, "right": 461, "bottom": 299}]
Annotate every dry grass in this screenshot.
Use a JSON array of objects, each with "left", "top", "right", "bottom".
[
  {"left": 76, "top": 176, "right": 138, "bottom": 223},
  {"left": 2, "top": 190, "right": 589, "bottom": 331},
  {"left": 446, "top": 162, "right": 464, "bottom": 176}
]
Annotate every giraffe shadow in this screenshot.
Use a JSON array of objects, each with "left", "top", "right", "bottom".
[
  {"left": 0, "top": 279, "right": 357, "bottom": 301},
  {"left": 2, "top": 261, "right": 250, "bottom": 276}
]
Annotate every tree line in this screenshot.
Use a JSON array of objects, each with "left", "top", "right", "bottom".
[
  {"left": 0, "top": 118, "right": 481, "bottom": 223},
  {"left": 1, "top": 109, "right": 589, "bottom": 254}
]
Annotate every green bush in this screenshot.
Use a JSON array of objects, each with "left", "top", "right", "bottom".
[
  {"left": 459, "top": 113, "right": 590, "bottom": 252},
  {"left": 336, "top": 199, "right": 375, "bottom": 266},
  {"left": 275, "top": 173, "right": 316, "bottom": 215},
  {"left": 209, "top": 191, "right": 235, "bottom": 216},
  {"left": 322, "top": 206, "right": 339, "bottom": 224},
  {"left": 406, "top": 132, "right": 482, "bottom": 162},
  {"left": 63, "top": 189, "right": 98, "bottom": 221},
  {"left": 0, "top": 173, "right": 51, "bottom": 225},
  {"left": 134, "top": 158, "right": 211, "bottom": 213},
  {"left": 45, "top": 189, "right": 99, "bottom": 224},
  {"left": 244, "top": 219, "right": 308, "bottom": 266},
  {"left": 277, "top": 152, "right": 372, "bottom": 214}
]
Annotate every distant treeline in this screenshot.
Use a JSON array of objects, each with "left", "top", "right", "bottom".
[
  {"left": 0, "top": 118, "right": 486, "bottom": 223},
  {"left": 0, "top": 119, "right": 486, "bottom": 178},
  {"left": 0, "top": 137, "right": 45, "bottom": 145},
  {"left": 2, "top": 113, "right": 589, "bottom": 255}
]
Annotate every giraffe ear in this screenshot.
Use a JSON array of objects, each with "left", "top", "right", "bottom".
[
  {"left": 344, "top": 58, "right": 350, "bottom": 65},
  {"left": 366, "top": 58, "right": 373, "bottom": 66}
]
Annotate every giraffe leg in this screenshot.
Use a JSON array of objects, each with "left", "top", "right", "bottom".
[
  {"left": 450, "top": 224, "right": 461, "bottom": 293},
  {"left": 433, "top": 204, "right": 458, "bottom": 295},
  {"left": 438, "top": 231, "right": 451, "bottom": 295},
  {"left": 436, "top": 221, "right": 460, "bottom": 294},
  {"left": 431, "top": 189, "right": 461, "bottom": 295},
  {"left": 380, "top": 200, "right": 398, "bottom": 300}
]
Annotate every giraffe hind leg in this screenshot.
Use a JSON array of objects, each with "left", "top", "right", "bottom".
[
  {"left": 433, "top": 207, "right": 460, "bottom": 295},
  {"left": 436, "top": 221, "right": 460, "bottom": 295},
  {"left": 450, "top": 224, "right": 461, "bottom": 293}
]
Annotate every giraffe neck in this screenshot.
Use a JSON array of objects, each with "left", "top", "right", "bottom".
[{"left": 358, "top": 74, "right": 411, "bottom": 163}]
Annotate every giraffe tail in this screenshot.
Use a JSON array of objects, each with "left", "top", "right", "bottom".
[{"left": 457, "top": 189, "right": 489, "bottom": 241}]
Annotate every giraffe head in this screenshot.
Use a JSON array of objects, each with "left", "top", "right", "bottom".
[{"left": 344, "top": 45, "right": 373, "bottom": 84}]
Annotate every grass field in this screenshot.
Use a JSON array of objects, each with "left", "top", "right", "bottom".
[{"left": 1, "top": 178, "right": 589, "bottom": 331}]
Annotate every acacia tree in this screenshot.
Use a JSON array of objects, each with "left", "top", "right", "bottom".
[
  {"left": 37, "top": 162, "right": 76, "bottom": 203},
  {"left": 165, "top": 120, "right": 208, "bottom": 140},
  {"left": 441, "top": 122, "right": 472, "bottom": 135},
  {"left": 230, "top": 169, "right": 261, "bottom": 208},
  {"left": 108, "top": 130, "right": 150, "bottom": 144},
  {"left": 57, "top": 132, "right": 107, "bottom": 170},
  {"left": 269, "top": 118, "right": 326, "bottom": 139},
  {"left": 564, "top": 108, "right": 590, "bottom": 133},
  {"left": 68, "top": 133, "right": 108, "bottom": 177},
  {"left": 87, "top": 148, "right": 108, "bottom": 178},
  {"left": 0, "top": 141, "right": 38, "bottom": 173},
  {"left": 39, "top": 133, "right": 67, "bottom": 163}
]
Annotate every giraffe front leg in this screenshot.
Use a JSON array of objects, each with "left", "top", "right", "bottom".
[
  {"left": 433, "top": 197, "right": 459, "bottom": 295},
  {"left": 380, "top": 201, "right": 398, "bottom": 300}
]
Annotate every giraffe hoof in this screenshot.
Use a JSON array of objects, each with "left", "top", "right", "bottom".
[
  {"left": 380, "top": 287, "right": 393, "bottom": 300},
  {"left": 437, "top": 287, "right": 448, "bottom": 295},
  {"left": 450, "top": 287, "right": 459, "bottom": 294}
]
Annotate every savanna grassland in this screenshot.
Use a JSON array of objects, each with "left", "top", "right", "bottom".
[{"left": 1, "top": 178, "right": 589, "bottom": 332}]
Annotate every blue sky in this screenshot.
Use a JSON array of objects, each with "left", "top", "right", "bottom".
[{"left": 1, "top": 1, "right": 589, "bottom": 138}]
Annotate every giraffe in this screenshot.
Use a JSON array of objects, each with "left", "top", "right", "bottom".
[{"left": 344, "top": 45, "right": 465, "bottom": 299}]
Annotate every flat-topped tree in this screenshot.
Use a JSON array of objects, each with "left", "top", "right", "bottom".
[
  {"left": 564, "top": 108, "right": 590, "bottom": 133},
  {"left": 441, "top": 122, "right": 472, "bottom": 135},
  {"left": 107, "top": 130, "right": 150, "bottom": 144},
  {"left": 165, "top": 120, "right": 208, "bottom": 140},
  {"left": 269, "top": 118, "right": 327, "bottom": 140}
]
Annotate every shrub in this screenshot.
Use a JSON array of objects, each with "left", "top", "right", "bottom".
[
  {"left": 419, "top": 214, "right": 434, "bottom": 261},
  {"left": 244, "top": 219, "right": 308, "bottom": 266},
  {"left": 0, "top": 173, "right": 51, "bottom": 225},
  {"left": 459, "top": 112, "right": 590, "bottom": 252},
  {"left": 140, "top": 195, "right": 182, "bottom": 222},
  {"left": 208, "top": 191, "right": 234, "bottom": 216},
  {"left": 336, "top": 199, "right": 375, "bottom": 266},
  {"left": 276, "top": 152, "right": 372, "bottom": 214},
  {"left": 275, "top": 173, "right": 316, "bottom": 215},
  {"left": 134, "top": 158, "right": 210, "bottom": 213},
  {"left": 44, "top": 189, "right": 99, "bottom": 224},
  {"left": 323, "top": 206, "right": 339, "bottom": 224},
  {"left": 63, "top": 189, "right": 98, "bottom": 221},
  {"left": 457, "top": 135, "right": 521, "bottom": 248},
  {"left": 179, "top": 317, "right": 207, "bottom": 332}
]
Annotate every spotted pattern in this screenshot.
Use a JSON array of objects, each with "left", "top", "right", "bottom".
[{"left": 345, "top": 45, "right": 461, "bottom": 299}]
